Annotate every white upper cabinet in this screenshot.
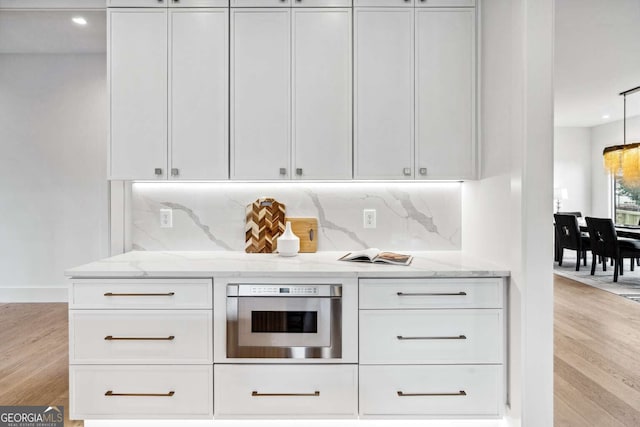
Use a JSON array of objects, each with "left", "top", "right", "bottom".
[
  {"left": 354, "top": 0, "right": 413, "bottom": 6},
  {"left": 230, "top": 9, "right": 291, "bottom": 180},
  {"left": 292, "top": 0, "right": 352, "bottom": 6},
  {"left": 109, "top": 9, "right": 168, "bottom": 180},
  {"left": 415, "top": 8, "right": 475, "bottom": 179},
  {"left": 170, "top": 9, "right": 229, "bottom": 180},
  {"left": 292, "top": 8, "right": 352, "bottom": 180},
  {"left": 108, "top": 0, "right": 228, "bottom": 7},
  {"left": 354, "top": 8, "right": 414, "bottom": 179},
  {"left": 415, "top": 0, "right": 474, "bottom": 6},
  {"left": 231, "top": 0, "right": 291, "bottom": 7}
]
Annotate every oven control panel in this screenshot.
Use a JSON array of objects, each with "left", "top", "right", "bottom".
[
  {"left": 250, "top": 286, "right": 319, "bottom": 295},
  {"left": 230, "top": 284, "right": 341, "bottom": 297}
]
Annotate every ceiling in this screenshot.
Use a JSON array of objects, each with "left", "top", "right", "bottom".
[
  {"left": 555, "top": 0, "right": 640, "bottom": 127},
  {"left": 0, "top": 10, "right": 106, "bottom": 54}
]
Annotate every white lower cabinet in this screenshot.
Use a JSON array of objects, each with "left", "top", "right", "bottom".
[
  {"left": 214, "top": 364, "right": 358, "bottom": 418},
  {"left": 359, "top": 365, "right": 501, "bottom": 417},
  {"left": 70, "top": 365, "right": 213, "bottom": 419},
  {"left": 69, "top": 310, "right": 213, "bottom": 364},
  {"left": 359, "top": 309, "right": 503, "bottom": 364}
]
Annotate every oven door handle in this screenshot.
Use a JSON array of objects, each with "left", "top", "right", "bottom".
[{"left": 251, "top": 391, "right": 320, "bottom": 397}]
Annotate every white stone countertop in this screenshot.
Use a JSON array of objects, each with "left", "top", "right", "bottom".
[{"left": 65, "top": 251, "right": 510, "bottom": 278}]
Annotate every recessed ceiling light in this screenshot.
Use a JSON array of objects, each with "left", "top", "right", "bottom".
[
  {"left": 602, "top": 114, "right": 610, "bottom": 120},
  {"left": 72, "top": 16, "right": 87, "bottom": 26}
]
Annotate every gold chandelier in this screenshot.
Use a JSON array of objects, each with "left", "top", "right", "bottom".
[{"left": 603, "top": 85, "right": 640, "bottom": 187}]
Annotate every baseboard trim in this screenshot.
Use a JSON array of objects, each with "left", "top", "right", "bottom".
[{"left": 0, "top": 287, "right": 68, "bottom": 303}]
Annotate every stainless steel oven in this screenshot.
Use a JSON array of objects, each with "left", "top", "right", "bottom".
[{"left": 226, "top": 284, "right": 342, "bottom": 359}]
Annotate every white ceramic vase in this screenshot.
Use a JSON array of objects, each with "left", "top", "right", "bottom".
[{"left": 277, "top": 221, "right": 300, "bottom": 257}]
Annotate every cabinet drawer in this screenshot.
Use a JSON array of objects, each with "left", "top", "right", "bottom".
[
  {"left": 69, "top": 278, "right": 212, "bottom": 309},
  {"left": 359, "top": 278, "right": 503, "bottom": 309},
  {"left": 69, "top": 310, "right": 212, "bottom": 364},
  {"left": 214, "top": 365, "right": 358, "bottom": 417},
  {"left": 360, "top": 309, "right": 503, "bottom": 364},
  {"left": 415, "top": 0, "right": 475, "bottom": 6},
  {"left": 359, "top": 365, "right": 501, "bottom": 417},
  {"left": 70, "top": 365, "right": 213, "bottom": 419}
]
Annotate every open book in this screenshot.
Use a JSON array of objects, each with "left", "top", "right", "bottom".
[{"left": 338, "top": 248, "right": 413, "bottom": 266}]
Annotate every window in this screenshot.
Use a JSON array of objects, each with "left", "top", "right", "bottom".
[{"left": 614, "top": 175, "right": 640, "bottom": 225}]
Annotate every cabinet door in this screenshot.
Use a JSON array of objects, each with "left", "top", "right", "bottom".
[
  {"left": 108, "top": 0, "right": 169, "bottom": 7},
  {"left": 415, "top": 8, "right": 476, "bottom": 180},
  {"left": 231, "top": 0, "right": 291, "bottom": 7},
  {"left": 292, "top": 8, "right": 352, "bottom": 180},
  {"left": 354, "top": 8, "right": 414, "bottom": 179},
  {"left": 109, "top": 9, "right": 168, "bottom": 180},
  {"left": 354, "top": 0, "right": 413, "bottom": 6},
  {"left": 231, "top": 9, "right": 291, "bottom": 180},
  {"left": 170, "top": 9, "right": 229, "bottom": 180},
  {"left": 169, "top": 0, "right": 228, "bottom": 6},
  {"left": 293, "top": 0, "right": 353, "bottom": 7}
]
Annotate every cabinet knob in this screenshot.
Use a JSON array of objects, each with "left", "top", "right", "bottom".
[
  {"left": 403, "top": 168, "right": 412, "bottom": 176},
  {"left": 419, "top": 168, "right": 427, "bottom": 176},
  {"left": 171, "top": 168, "right": 179, "bottom": 177},
  {"left": 296, "top": 168, "right": 303, "bottom": 176},
  {"left": 279, "top": 168, "right": 287, "bottom": 176},
  {"left": 154, "top": 168, "right": 163, "bottom": 176}
]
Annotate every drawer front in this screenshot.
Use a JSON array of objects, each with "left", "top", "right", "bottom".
[
  {"left": 70, "top": 365, "right": 213, "bottom": 419},
  {"left": 69, "top": 310, "right": 212, "bottom": 364},
  {"left": 360, "top": 309, "right": 503, "bottom": 364},
  {"left": 70, "top": 278, "right": 212, "bottom": 309},
  {"left": 359, "top": 278, "right": 503, "bottom": 309},
  {"left": 415, "top": 0, "right": 475, "bottom": 6},
  {"left": 359, "top": 365, "right": 501, "bottom": 417},
  {"left": 214, "top": 364, "right": 358, "bottom": 417}
]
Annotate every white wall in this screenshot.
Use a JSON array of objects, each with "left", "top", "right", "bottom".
[
  {"left": 554, "top": 127, "right": 592, "bottom": 215},
  {"left": 463, "top": 0, "right": 554, "bottom": 425},
  {"left": 590, "top": 115, "right": 640, "bottom": 217},
  {"left": 0, "top": 54, "right": 108, "bottom": 301}
]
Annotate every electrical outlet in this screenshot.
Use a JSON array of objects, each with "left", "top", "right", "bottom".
[
  {"left": 160, "top": 208, "right": 173, "bottom": 228},
  {"left": 363, "top": 209, "right": 376, "bottom": 229}
]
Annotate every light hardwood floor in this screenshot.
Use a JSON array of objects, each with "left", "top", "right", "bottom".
[
  {"left": 554, "top": 274, "right": 640, "bottom": 426},
  {"left": 1, "top": 278, "right": 639, "bottom": 426},
  {"left": 0, "top": 303, "right": 82, "bottom": 427}
]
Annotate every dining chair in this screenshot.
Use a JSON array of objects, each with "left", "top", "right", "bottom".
[
  {"left": 554, "top": 214, "right": 590, "bottom": 271},
  {"left": 585, "top": 217, "right": 640, "bottom": 282},
  {"left": 557, "top": 211, "right": 582, "bottom": 217}
]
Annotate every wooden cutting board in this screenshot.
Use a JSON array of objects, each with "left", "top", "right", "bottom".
[
  {"left": 285, "top": 217, "right": 318, "bottom": 253},
  {"left": 245, "top": 197, "right": 286, "bottom": 253}
]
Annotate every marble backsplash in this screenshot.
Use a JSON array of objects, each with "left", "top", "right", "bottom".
[{"left": 131, "top": 182, "right": 462, "bottom": 251}]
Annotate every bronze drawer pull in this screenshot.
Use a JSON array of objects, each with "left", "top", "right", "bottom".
[
  {"left": 105, "top": 335, "right": 175, "bottom": 341},
  {"left": 397, "top": 335, "right": 466, "bottom": 340},
  {"left": 397, "top": 390, "right": 467, "bottom": 397},
  {"left": 251, "top": 391, "right": 320, "bottom": 397},
  {"left": 396, "top": 292, "right": 467, "bottom": 297},
  {"left": 105, "top": 390, "right": 175, "bottom": 397},
  {"left": 104, "top": 292, "right": 175, "bottom": 297}
]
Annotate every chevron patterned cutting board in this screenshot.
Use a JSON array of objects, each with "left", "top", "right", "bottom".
[{"left": 245, "top": 197, "right": 286, "bottom": 253}]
